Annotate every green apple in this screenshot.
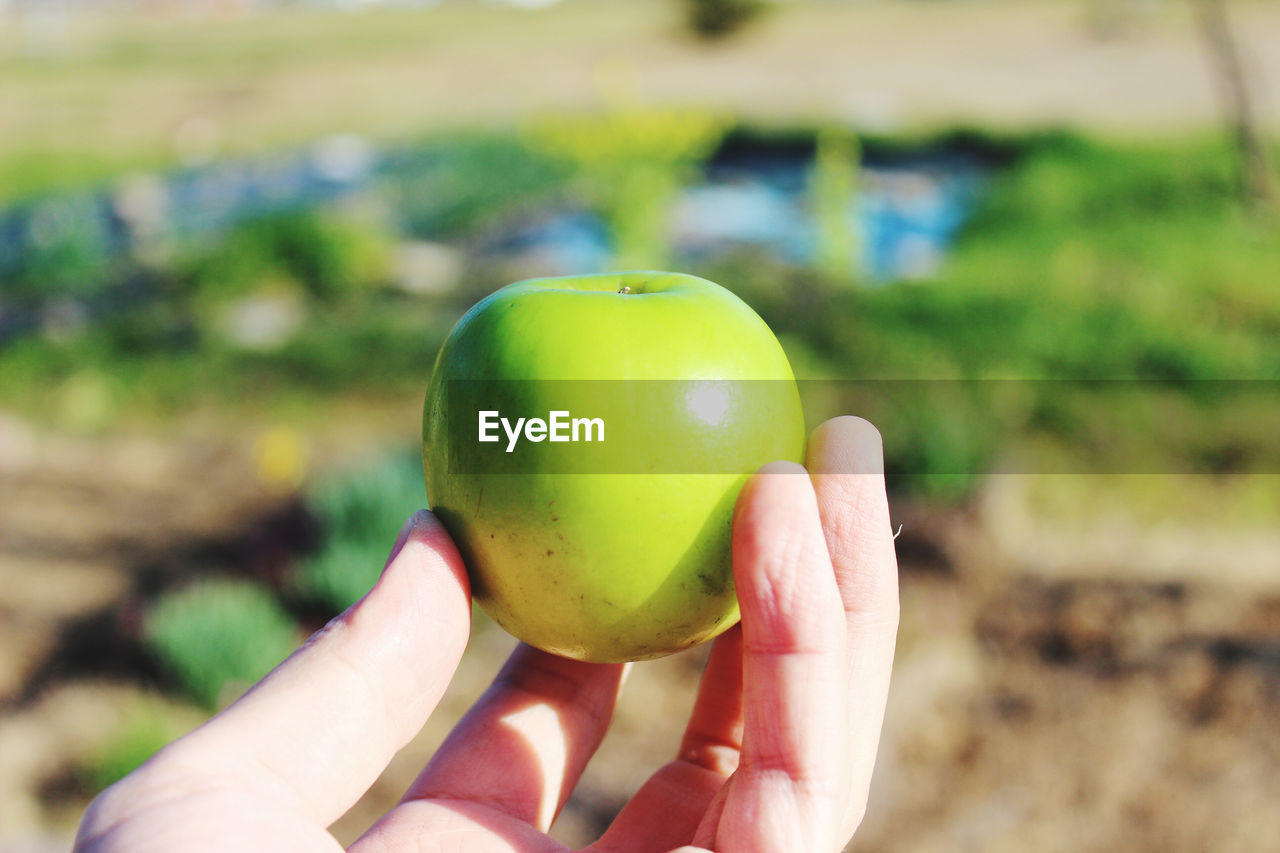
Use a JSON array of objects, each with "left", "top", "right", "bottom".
[{"left": 422, "top": 271, "right": 804, "bottom": 662}]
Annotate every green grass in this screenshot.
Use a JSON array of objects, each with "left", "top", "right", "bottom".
[
  {"left": 695, "top": 131, "right": 1280, "bottom": 496},
  {"left": 294, "top": 451, "right": 427, "bottom": 615},
  {"left": 390, "top": 132, "right": 571, "bottom": 239},
  {"left": 749, "top": 132, "right": 1280, "bottom": 387},
  {"left": 82, "top": 703, "right": 194, "bottom": 792},
  {"left": 0, "top": 149, "right": 167, "bottom": 205},
  {"left": 144, "top": 578, "right": 300, "bottom": 709},
  {"left": 0, "top": 290, "right": 458, "bottom": 425},
  {"left": 182, "top": 209, "right": 395, "bottom": 305}
]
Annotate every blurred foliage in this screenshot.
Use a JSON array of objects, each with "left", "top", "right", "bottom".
[
  {"left": 0, "top": 149, "right": 160, "bottom": 209},
  {"left": 293, "top": 451, "right": 426, "bottom": 614},
  {"left": 83, "top": 704, "right": 190, "bottom": 792},
  {"left": 390, "top": 134, "right": 570, "bottom": 239},
  {"left": 4, "top": 127, "right": 1279, "bottom": 500},
  {"left": 809, "top": 125, "right": 862, "bottom": 283},
  {"left": 683, "top": 0, "right": 770, "bottom": 40},
  {"left": 144, "top": 579, "right": 299, "bottom": 709},
  {"left": 526, "top": 107, "right": 728, "bottom": 268},
  {"left": 0, "top": 290, "right": 455, "bottom": 423},
  {"left": 699, "top": 131, "right": 1280, "bottom": 498},
  {"left": 1, "top": 196, "right": 117, "bottom": 300},
  {"left": 182, "top": 209, "right": 392, "bottom": 305}
]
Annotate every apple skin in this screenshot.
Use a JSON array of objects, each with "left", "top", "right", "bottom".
[{"left": 422, "top": 271, "right": 805, "bottom": 662}]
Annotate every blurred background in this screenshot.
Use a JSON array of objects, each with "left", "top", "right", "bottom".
[{"left": 2, "top": 0, "right": 1280, "bottom": 850}]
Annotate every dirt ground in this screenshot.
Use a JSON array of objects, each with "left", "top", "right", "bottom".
[
  {"left": 3, "top": 407, "right": 1280, "bottom": 851},
  {"left": 4, "top": 0, "right": 1280, "bottom": 194}
]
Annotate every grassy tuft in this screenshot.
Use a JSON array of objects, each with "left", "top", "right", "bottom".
[{"left": 144, "top": 579, "right": 300, "bottom": 709}]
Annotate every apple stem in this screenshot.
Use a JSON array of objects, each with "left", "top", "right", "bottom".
[{"left": 618, "top": 286, "right": 632, "bottom": 294}]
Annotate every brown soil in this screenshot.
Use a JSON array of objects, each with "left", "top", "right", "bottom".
[{"left": 6, "top": 0, "right": 1280, "bottom": 189}]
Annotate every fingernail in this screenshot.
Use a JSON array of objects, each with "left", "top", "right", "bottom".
[{"left": 384, "top": 510, "right": 424, "bottom": 571}]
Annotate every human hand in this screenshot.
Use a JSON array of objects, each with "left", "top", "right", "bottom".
[{"left": 74, "top": 416, "right": 899, "bottom": 852}]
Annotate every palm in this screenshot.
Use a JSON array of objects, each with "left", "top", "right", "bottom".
[{"left": 76, "top": 417, "right": 898, "bottom": 853}]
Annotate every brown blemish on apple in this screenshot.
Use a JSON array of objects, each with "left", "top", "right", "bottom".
[{"left": 546, "top": 549, "right": 554, "bottom": 556}]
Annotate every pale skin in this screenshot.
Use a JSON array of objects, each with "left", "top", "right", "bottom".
[{"left": 74, "top": 416, "right": 900, "bottom": 853}]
